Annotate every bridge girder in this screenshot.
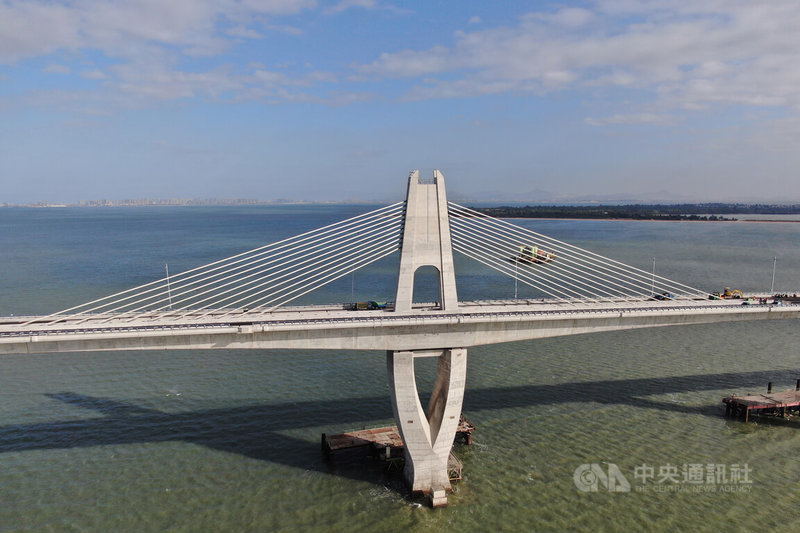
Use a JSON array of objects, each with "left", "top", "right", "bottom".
[{"left": 3, "top": 303, "right": 798, "bottom": 355}]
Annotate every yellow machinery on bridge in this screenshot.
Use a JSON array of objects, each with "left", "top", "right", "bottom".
[{"left": 710, "top": 287, "right": 744, "bottom": 299}]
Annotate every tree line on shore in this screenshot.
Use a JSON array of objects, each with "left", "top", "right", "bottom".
[{"left": 472, "top": 203, "right": 800, "bottom": 221}]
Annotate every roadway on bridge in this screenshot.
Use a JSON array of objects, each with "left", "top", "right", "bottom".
[{"left": 2, "top": 298, "right": 798, "bottom": 355}]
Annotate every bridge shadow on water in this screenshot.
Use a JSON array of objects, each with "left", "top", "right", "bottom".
[{"left": 1, "top": 368, "right": 798, "bottom": 491}]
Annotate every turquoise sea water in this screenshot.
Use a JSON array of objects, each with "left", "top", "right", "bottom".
[{"left": 1, "top": 206, "right": 800, "bottom": 532}]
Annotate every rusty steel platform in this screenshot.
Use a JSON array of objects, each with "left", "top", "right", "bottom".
[
  {"left": 321, "top": 416, "right": 475, "bottom": 480},
  {"left": 723, "top": 388, "right": 800, "bottom": 422}
]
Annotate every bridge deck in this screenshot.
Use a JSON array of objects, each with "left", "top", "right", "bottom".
[
  {"left": 0, "top": 298, "right": 775, "bottom": 332},
  {"left": 1, "top": 298, "right": 798, "bottom": 355}
]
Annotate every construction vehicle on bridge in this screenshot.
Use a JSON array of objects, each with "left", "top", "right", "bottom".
[
  {"left": 709, "top": 287, "right": 744, "bottom": 300},
  {"left": 511, "top": 244, "right": 555, "bottom": 264},
  {"left": 344, "top": 301, "right": 390, "bottom": 311}
]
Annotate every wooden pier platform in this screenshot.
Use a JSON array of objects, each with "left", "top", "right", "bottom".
[
  {"left": 321, "top": 415, "right": 475, "bottom": 480},
  {"left": 723, "top": 388, "right": 800, "bottom": 422}
]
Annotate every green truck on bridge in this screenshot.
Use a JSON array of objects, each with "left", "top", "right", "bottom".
[{"left": 344, "top": 301, "right": 390, "bottom": 311}]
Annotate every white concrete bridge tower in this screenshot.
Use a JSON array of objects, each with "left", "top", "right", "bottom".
[{"left": 388, "top": 170, "right": 466, "bottom": 507}]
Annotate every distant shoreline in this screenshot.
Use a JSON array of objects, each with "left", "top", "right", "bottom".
[
  {"left": 0, "top": 200, "right": 375, "bottom": 208},
  {"left": 494, "top": 216, "right": 800, "bottom": 223},
  {"left": 4, "top": 202, "right": 800, "bottom": 223},
  {"left": 472, "top": 204, "right": 800, "bottom": 222}
]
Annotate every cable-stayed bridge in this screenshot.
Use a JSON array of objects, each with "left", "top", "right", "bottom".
[{"left": 2, "top": 170, "right": 798, "bottom": 506}]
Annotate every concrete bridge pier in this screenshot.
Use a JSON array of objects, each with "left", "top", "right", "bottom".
[{"left": 386, "top": 347, "right": 467, "bottom": 507}]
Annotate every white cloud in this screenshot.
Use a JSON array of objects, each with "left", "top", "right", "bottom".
[
  {"left": 325, "top": 0, "right": 376, "bottom": 15},
  {"left": 0, "top": 0, "right": 316, "bottom": 64},
  {"left": 7, "top": 0, "right": 800, "bottom": 117},
  {"left": 357, "top": 0, "right": 800, "bottom": 117},
  {"left": 0, "top": 2, "right": 81, "bottom": 62},
  {"left": 402, "top": 78, "right": 516, "bottom": 101},
  {"left": 523, "top": 7, "right": 595, "bottom": 29},
  {"left": 360, "top": 46, "right": 451, "bottom": 78},
  {"left": 0, "top": 0, "right": 333, "bottom": 107},
  {"left": 81, "top": 69, "right": 108, "bottom": 80},
  {"left": 585, "top": 113, "right": 676, "bottom": 126},
  {"left": 225, "top": 25, "right": 264, "bottom": 39},
  {"left": 44, "top": 64, "right": 71, "bottom": 74},
  {"left": 107, "top": 58, "right": 255, "bottom": 103},
  {"left": 264, "top": 24, "right": 305, "bottom": 36}
]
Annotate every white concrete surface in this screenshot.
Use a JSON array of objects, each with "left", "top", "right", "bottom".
[
  {"left": 387, "top": 348, "right": 466, "bottom": 502},
  {"left": 394, "top": 170, "right": 458, "bottom": 312},
  {"left": 2, "top": 299, "right": 797, "bottom": 355}
]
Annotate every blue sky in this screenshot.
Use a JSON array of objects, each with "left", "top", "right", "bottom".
[{"left": 2, "top": 0, "right": 800, "bottom": 204}]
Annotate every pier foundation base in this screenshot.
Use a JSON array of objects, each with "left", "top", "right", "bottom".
[{"left": 386, "top": 348, "right": 467, "bottom": 506}]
